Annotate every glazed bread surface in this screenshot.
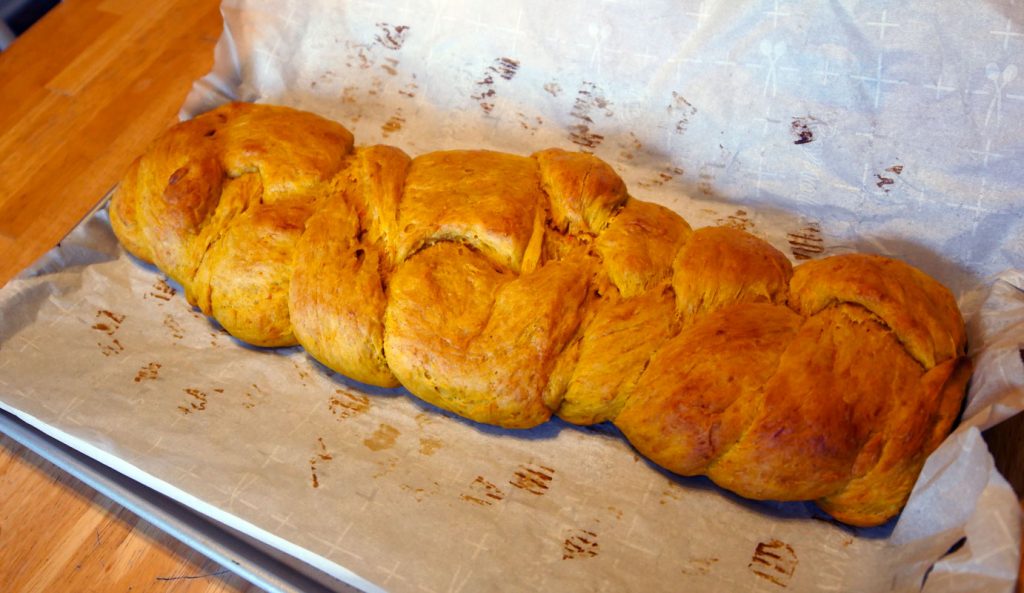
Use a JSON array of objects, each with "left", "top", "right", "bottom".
[{"left": 110, "top": 102, "right": 970, "bottom": 527}]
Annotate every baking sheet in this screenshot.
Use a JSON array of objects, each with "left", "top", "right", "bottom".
[
  {"left": 2, "top": 0, "right": 1024, "bottom": 591},
  {"left": 0, "top": 408, "right": 358, "bottom": 593}
]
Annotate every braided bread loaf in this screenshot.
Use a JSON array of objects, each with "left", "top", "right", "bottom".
[{"left": 110, "top": 102, "right": 970, "bottom": 527}]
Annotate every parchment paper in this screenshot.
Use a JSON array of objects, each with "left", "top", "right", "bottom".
[{"left": 2, "top": 0, "right": 1023, "bottom": 591}]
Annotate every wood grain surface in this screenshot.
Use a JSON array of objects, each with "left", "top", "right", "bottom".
[
  {"left": 0, "top": 0, "right": 1019, "bottom": 591},
  {"left": 0, "top": 0, "right": 258, "bottom": 590},
  {"left": 0, "top": 433, "right": 258, "bottom": 592},
  {"left": 0, "top": 0, "right": 223, "bottom": 286}
]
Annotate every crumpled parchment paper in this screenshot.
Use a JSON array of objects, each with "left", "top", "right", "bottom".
[{"left": 2, "top": 0, "right": 1023, "bottom": 591}]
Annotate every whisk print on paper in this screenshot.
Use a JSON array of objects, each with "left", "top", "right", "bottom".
[
  {"left": 461, "top": 476, "right": 506, "bottom": 506},
  {"left": 748, "top": 539, "right": 798, "bottom": 587},
  {"left": 92, "top": 310, "right": 126, "bottom": 356},
  {"left": 133, "top": 362, "right": 161, "bottom": 383},
  {"left": 562, "top": 528, "right": 600, "bottom": 560},
  {"left": 145, "top": 278, "right": 176, "bottom": 303},
  {"left": 472, "top": 57, "right": 522, "bottom": 115},
  {"left": 178, "top": 387, "right": 212, "bottom": 415},
  {"left": 309, "top": 436, "right": 335, "bottom": 488},
  {"left": 669, "top": 92, "right": 698, "bottom": 135},
  {"left": 568, "top": 82, "right": 613, "bottom": 150},
  {"left": 329, "top": 390, "right": 372, "bottom": 420},
  {"left": 787, "top": 222, "right": 824, "bottom": 260},
  {"left": 510, "top": 463, "right": 555, "bottom": 495},
  {"left": 716, "top": 209, "right": 754, "bottom": 233},
  {"left": 374, "top": 23, "right": 410, "bottom": 50},
  {"left": 162, "top": 314, "right": 184, "bottom": 340}
]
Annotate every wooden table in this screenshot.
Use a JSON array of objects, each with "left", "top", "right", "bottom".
[
  {"left": 0, "top": 0, "right": 1020, "bottom": 591},
  {"left": 0, "top": 0, "right": 257, "bottom": 590}
]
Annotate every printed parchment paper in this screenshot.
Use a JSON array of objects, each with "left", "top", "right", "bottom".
[{"left": 2, "top": 1, "right": 1024, "bottom": 591}]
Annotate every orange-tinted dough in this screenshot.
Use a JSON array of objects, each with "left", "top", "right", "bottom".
[{"left": 110, "top": 102, "right": 970, "bottom": 526}]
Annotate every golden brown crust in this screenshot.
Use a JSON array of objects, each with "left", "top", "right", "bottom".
[
  {"left": 110, "top": 102, "right": 971, "bottom": 526},
  {"left": 109, "top": 101, "right": 354, "bottom": 311},
  {"left": 215, "top": 102, "right": 355, "bottom": 198},
  {"left": 109, "top": 158, "right": 152, "bottom": 263},
  {"left": 556, "top": 284, "right": 678, "bottom": 425},
  {"left": 532, "top": 148, "right": 628, "bottom": 235},
  {"left": 199, "top": 200, "right": 312, "bottom": 347},
  {"left": 140, "top": 154, "right": 224, "bottom": 288},
  {"left": 595, "top": 199, "right": 692, "bottom": 299},
  {"left": 616, "top": 303, "right": 803, "bottom": 476},
  {"left": 188, "top": 173, "right": 264, "bottom": 311},
  {"left": 285, "top": 145, "right": 412, "bottom": 387},
  {"left": 706, "top": 304, "right": 919, "bottom": 500},
  {"left": 789, "top": 254, "right": 965, "bottom": 369},
  {"left": 346, "top": 145, "right": 411, "bottom": 256},
  {"left": 384, "top": 242, "right": 589, "bottom": 428},
  {"left": 816, "top": 356, "right": 971, "bottom": 526},
  {"left": 289, "top": 189, "right": 399, "bottom": 386},
  {"left": 672, "top": 226, "right": 793, "bottom": 320},
  {"left": 396, "top": 150, "right": 544, "bottom": 272}
]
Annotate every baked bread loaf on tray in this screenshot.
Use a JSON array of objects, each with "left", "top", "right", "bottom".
[{"left": 110, "top": 102, "right": 970, "bottom": 527}]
